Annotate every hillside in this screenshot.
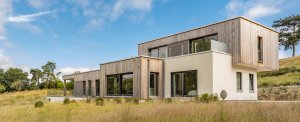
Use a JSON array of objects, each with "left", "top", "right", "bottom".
[{"left": 258, "top": 56, "right": 300, "bottom": 87}]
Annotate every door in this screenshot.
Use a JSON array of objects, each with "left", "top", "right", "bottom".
[
  {"left": 172, "top": 73, "right": 184, "bottom": 97},
  {"left": 149, "top": 73, "right": 158, "bottom": 96}
]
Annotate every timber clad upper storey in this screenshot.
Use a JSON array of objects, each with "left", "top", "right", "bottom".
[{"left": 138, "top": 17, "right": 279, "bottom": 71}]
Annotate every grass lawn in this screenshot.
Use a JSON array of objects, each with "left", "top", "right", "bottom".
[{"left": 0, "top": 90, "right": 300, "bottom": 122}]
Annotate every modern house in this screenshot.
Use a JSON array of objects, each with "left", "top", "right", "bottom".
[{"left": 63, "top": 17, "right": 279, "bottom": 100}]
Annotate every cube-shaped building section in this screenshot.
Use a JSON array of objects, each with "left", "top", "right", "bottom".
[{"left": 63, "top": 17, "right": 279, "bottom": 100}]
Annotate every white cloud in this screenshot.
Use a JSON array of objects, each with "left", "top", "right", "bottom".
[
  {"left": 0, "top": 0, "right": 13, "bottom": 36},
  {"left": 27, "top": 0, "right": 48, "bottom": 9},
  {"left": 58, "top": 67, "right": 91, "bottom": 76},
  {"left": 225, "top": 0, "right": 285, "bottom": 20},
  {"left": 0, "top": 49, "right": 12, "bottom": 70},
  {"left": 8, "top": 10, "right": 55, "bottom": 23},
  {"left": 111, "top": 0, "right": 152, "bottom": 20}
]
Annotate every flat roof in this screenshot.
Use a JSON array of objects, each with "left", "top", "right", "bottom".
[
  {"left": 138, "top": 16, "right": 278, "bottom": 45},
  {"left": 99, "top": 55, "right": 162, "bottom": 65},
  {"left": 62, "top": 69, "right": 100, "bottom": 77}
]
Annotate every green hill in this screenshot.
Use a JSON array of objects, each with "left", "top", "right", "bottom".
[{"left": 258, "top": 56, "right": 300, "bottom": 87}]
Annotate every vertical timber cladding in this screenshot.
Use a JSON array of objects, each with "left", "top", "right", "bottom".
[
  {"left": 240, "top": 18, "right": 279, "bottom": 70},
  {"left": 100, "top": 56, "right": 163, "bottom": 99},
  {"left": 62, "top": 70, "right": 101, "bottom": 97},
  {"left": 138, "top": 17, "right": 241, "bottom": 65}
]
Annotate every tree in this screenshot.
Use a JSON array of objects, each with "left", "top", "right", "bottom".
[
  {"left": 273, "top": 15, "right": 300, "bottom": 57},
  {"left": 41, "top": 61, "right": 56, "bottom": 83},
  {"left": 3, "top": 68, "right": 28, "bottom": 91},
  {"left": 0, "top": 84, "right": 5, "bottom": 93},
  {"left": 30, "top": 69, "right": 42, "bottom": 86}
]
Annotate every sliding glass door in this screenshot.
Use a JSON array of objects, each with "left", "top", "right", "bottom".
[
  {"left": 171, "top": 70, "right": 197, "bottom": 97},
  {"left": 149, "top": 73, "right": 158, "bottom": 96},
  {"left": 107, "top": 73, "right": 133, "bottom": 96}
]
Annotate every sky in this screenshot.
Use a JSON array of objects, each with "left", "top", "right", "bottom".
[{"left": 0, "top": 0, "right": 300, "bottom": 77}]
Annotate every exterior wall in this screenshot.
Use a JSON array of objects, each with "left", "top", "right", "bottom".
[
  {"left": 239, "top": 18, "right": 279, "bottom": 70},
  {"left": 138, "top": 17, "right": 279, "bottom": 70},
  {"left": 212, "top": 52, "right": 257, "bottom": 100},
  {"left": 164, "top": 51, "right": 214, "bottom": 98},
  {"left": 62, "top": 70, "right": 100, "bottom": 97},
  {"left": 100, "top": 56, "right": 163, "bottom": 99},
  {"left": 164, "top": 51, "right": 257, "bottom": 100}
]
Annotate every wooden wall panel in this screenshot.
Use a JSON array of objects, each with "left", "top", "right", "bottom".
[{"left": 138, "top": 17, "right": 279, "bottom": 70}]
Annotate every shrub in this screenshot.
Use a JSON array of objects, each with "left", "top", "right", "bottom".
[
  {"left": 113, "top": 98, "right": 122, "bottom": 104},
  {"left": 63, "top": 98, "right": 70, "bottom": 105},
  {"left": 146, "top": 98, "right": 154, "bottom": 102},
  {"left": 124, "top": 98, "right": 133, "bottom": 103},
  {"left": 86, "top": 97, "right": 91, "bottom": 103},
  {"left": 163, "top": 98, "right": 172, "bottom": 103},
  {"left": 196, "top": 93, "right": 219, "bottom": 103},
  {"left": 35, "top": 101, "right": 44, "bottom": 108},
  {"left": 132, "top": 98, "right": 140, "bottom": 104},
  {"left": 220, "top": 90, "right": 227, "bottom": 101},
  {"left": 71, "top": 100, "right": 77, "bottom": 103},
  {"left": 0, "top": 84, "right": 6, "bottom": 93},
  {"left": 95, "top": 97, "right": 104, "bottom": 106}
]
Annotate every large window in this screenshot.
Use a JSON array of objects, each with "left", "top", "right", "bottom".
[
  {"left": 149, "top": 73, "right": 158, "bottom": 96},
  {"left": 171, "top": 70, "right": 197, "bottom": 97},
  {"left": 249, "top": 74, "right": 254, "bottom": 92},
  {"left": 190, "top": 34, "right": 218, "bottom": 53},
  {"left": 236, "top": 72, "right": 242, "bottom": 91},
  {"left": 149, "top": 46, "right": 168, "bottom": 58},
  {"left": 88, "top": 80, "right": 92, "bottom": 96},
  {"left": 258, "top": 37, "right": 263, "bottom": 63},
  {"left": 107, "top": 73, "right": 133, "bottom": 96}
]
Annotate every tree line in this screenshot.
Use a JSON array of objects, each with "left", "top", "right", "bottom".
[{"left": 0, "top": 61, "right": 73, "bottom": 93}]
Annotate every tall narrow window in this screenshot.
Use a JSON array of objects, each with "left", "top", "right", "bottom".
[
  {"left": 258, "top": 37, "right": 263, "bottom": 62},
  {"left": 121, "top": 74, "right": 133, "bottom": 95},
  {"left": 83, "top": 81, "right": 86, "bottom": 96},
  {"left": 96, "top": 80, "right": 100, "bottom": 96},
  {"left": 88, "top": 80, "right": 92, "bottom": 96},
  {"left": 249, "top": 74, "right": 254, "bottom": 92},
  {"left": 149, "top": 73, "right": 158, "bottom": 96},
  {"left": 236, "top": 72, "right": 242, "bottom": 91}
]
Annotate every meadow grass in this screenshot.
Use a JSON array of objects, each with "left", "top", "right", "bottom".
[{"left": 0, "top": 90, "right": 300, "bottom": 122}]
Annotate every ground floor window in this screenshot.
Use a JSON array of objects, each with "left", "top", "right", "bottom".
[
  {"left": 88, "top": 80, "right": 92, "bottom": 96},
  {"left": 171, "top": 70, "right": 197, "bottom": 97},
  {"left": 107, "top": 73, "right": 133, "bottom": 96},
  {"left": 149, "top": 73, "right": 158, "bottom": 96},
  {"left": 83, "top": 81, "right": 86, "bottom": 96},
  {"left": 236, "top": 72, "right": 242, "bottom": 92},
  {"left": 96, "top": 80, "right": 100, "bottom": 96},
  {"left": 249, "top": 74, "right": 254, "bottom": 92}
]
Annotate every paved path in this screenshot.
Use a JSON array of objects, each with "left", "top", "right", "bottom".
[{"left": 46, "top": 96, "right": 86, "bottom": 103}]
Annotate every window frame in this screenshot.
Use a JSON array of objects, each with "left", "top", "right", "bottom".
[
  {"left": 249, "top": 74, "right": 254, "bottom": 93},
  {"left": 236, "top": 72, "right": 243, "bottom": 92},
  {"left": 189, "top": 33, "right": 218, "bottom": 54},
  {"left": 149, "top": 45, "right": 168, "bottom": 58},
  {"left": 83, "top": 81, "right": 86, "bottom": 96},
  {"left": 106, "top": 73, "right": 133, "bottom": 96},
  {"left": 149, "top": 72, "right": 159, "bottom": 97},
  {"left": 258, "top": 36, "right": 263, "bottom": 63},
  {"left": 171, "top": 70, "right": 198, "bottom": 97}
]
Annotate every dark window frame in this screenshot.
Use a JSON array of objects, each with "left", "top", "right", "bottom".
[
  {"left": 258, "top": 36, "right": 263, "bottom": 63},
  {"left": 171, "top": 70, "right": 198, "bottom": 97},
  {"left": 249, "top": 74, "right": 254, "bottom": 92},
  {"left": 189, "top": 33, "right": 218, "bottom": 54},
  {"left": 149, "top": 45, "right": 168, "bottom": 58},
  {"left": 83, "top": 81, "right": 86, "bottom": 96},
  {"left": 236, "top": 72, "right": 242, "bottom": 92},
  {"left": 96, "top": 79, "right": 100, "bottom": 96},
  {"left": 106, "top": 72, "right": 133, "bottom": 96},
  {"left": 149, "top": 72, "right": 159, "bottom": 97}
]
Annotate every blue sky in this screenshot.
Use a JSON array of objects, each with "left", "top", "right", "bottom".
[{"left": 0, "top": 0, "right": 300, "bottom": 75}]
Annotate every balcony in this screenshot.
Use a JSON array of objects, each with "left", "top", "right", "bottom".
[{"left": 191, "top": 39, "right": 228, "bottom": 54}]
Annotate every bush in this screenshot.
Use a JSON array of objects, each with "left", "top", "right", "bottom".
[
  {"left": 124, "top": 98, "right": 133, "bottom": 103},
  {"left": 113, "top": 98, "right": 122, "bottom": 104},
  {"left": 35, "top": 101, "right": 44, "bottom": 108},
  {"left": 0, "top": 84, "right": 6, "bottom": 93},
  {"left": 71, "top": 100, "right": 77, "bottom": 103},
  {"left": 146, "top": 98, "right": 154, "bottom": 102},
  {"left": 66, "top": 82, "right": 74, "bottom": 90},
  {"left": 63, "top": 98, "right": 70, "bottom": 105},
  {"left": 95, "top": 97, "right": 104, "bottom": 106},
  {"left": 196, "top": 93, "right": 219, "bottom": 103},
  {"left": 220, "top": 90, "right": 227, "bottom": 101},
  {"left": 86, "top": 97, "right": 91, "bottom": 103},
  {"left": 132, "top": 98, "right": 140, "bottom": 104},
  {"left": 163, "top": 98, "right": 172, "bottom": 103}
]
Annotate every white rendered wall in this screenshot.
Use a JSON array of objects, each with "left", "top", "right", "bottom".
[
  {"left": 164, "top": 52, "right": 214, "bottom": 98},
  {"left": 212, "top": 52, "right": 257, "bottom": 100},
  {"left": 164, "top": 51, "right": 257, "bottom": 100}
]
